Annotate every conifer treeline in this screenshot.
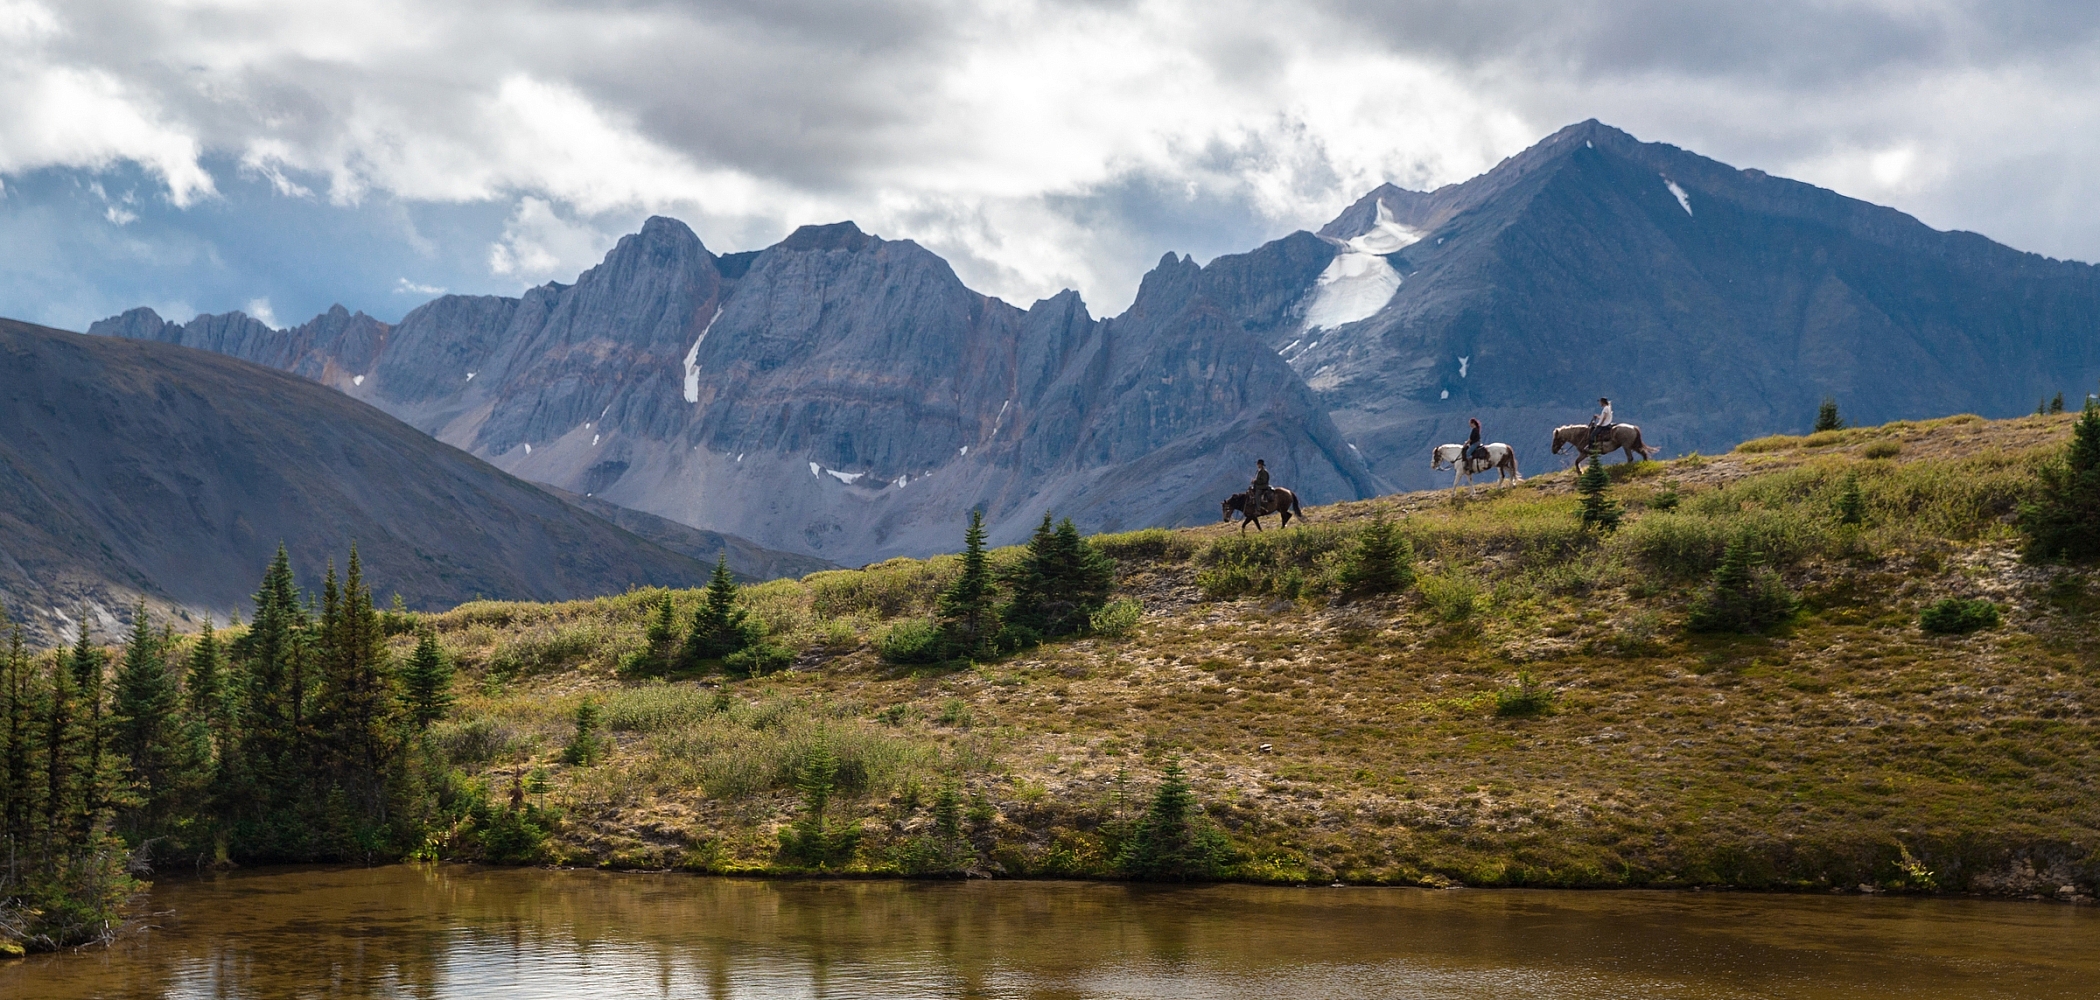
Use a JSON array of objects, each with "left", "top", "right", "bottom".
[{"left": 1, "top": 544, "right": 463, "bottom": 950}]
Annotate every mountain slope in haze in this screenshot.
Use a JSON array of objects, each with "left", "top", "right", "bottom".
[
  {"left": 1256, "top": 120, "right": 2100, "bottom": 483},
  {"left": 0, "top": 317, "right": 726, "bottom": 644},
  {"left": 98, "top": 221, "right": 1378, "bottom": 563}
]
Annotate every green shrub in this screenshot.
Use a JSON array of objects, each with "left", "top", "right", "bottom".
[
  {"left": 1687, "top": 540, "right": 1797, "bottom": 634},
  {"left": 1863, "top": 440, "right": 1902, "bottom": 460},
  {"left": 937, "top": 698, "right": 973, "bottom": 728},
  {"left": 487, "top": 622, "right": 609, "bottom": 680},
  {"left": 724, "top": 643, "right": 793, "bottom": 677},
  {"left": 603, "top": 685, "right": 720, "bottom": 733},
  {"left": 874, "top": 618, "right": 947, "bottom": 664},
  {"left": 1418, "top": 572, "right": 1481, "bottom": 621},
  {"left": 1196, "top": 534, "right": 1278, "bottom": 600},
  {"left": 1092, "top": 528, "right": 1201, "bottom": 564},
  {"left": 1495, "top": 672, "right": 1556, "bottom": 716},
  {"left": 1089, "top": 598, "right": 1144, "bottom": 637},
  {"left": 1648, "top": 486, "right": 1681, "bottom": 512},
  {"left": 434, "top": 717, "right": 523, "bottom": 767},
  {"left": 1920, "top": 598, "right": 2001, "bottom": 634}
]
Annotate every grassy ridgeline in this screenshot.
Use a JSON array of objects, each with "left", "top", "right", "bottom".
[{"left": 401, "top": 410, "right": 2098, "bottom": 894}]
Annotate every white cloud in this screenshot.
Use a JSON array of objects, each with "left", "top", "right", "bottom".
[
  {"left": 4, "top": 0, "right": 2100, "bottom": 311},
  {"left": 487, "top": 196, "right": 611, "bottom": 284},
  {"left": 394, "top": 277, "right": 445, "bottom": 295},
  {"left": 244, "top": 297, "right": 277, "bottom": 327}
]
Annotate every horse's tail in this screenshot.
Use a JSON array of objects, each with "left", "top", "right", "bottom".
[
  {"left": 1506, "top": 447, "right": 1521, "bottom": 481},
  {"left": 1291, "top": 491, "right": 1304, "bottom": 518},
  {"left": 1632, "top": 428, "right": 1659, "bottom": 458}
]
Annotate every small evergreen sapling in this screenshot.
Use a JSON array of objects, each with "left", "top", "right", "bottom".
[
  {"left": 1687, "top": 539, "right": 1797, "bottom": 633},
  {"left": 1815, "top": 397, "right": 1845, "bottom": 432},
  {"left": 778, "top": 733, "right": 861, "bottom": 866},
  {"left": 1115, "top": 759, "right": 1229, "bottom": 880},
  {"left": 1577, "top": 459, "right": 1622, "bottom": 532},
  {"left": 2020, "top": 397, "right": 2100, "bottom": 562},
  {"left": 936, "top": 510, "right": 1000, "bottom": 660},
  {"left": 680, "top": 557, "right": 755, "bottom": 667},
  {"left": 2052, "top": 392, "right": 2066, "bottom": 414},
  {"left": 1836, "top": 473, "right": 1865, "bottom": 526},
  {"left": 562, "top": 698, "right": 605, "bottom": 766},
  {"left": 644, "top": 591, "right": 679, "bottom": 672},
  {"left": 1339, "top": 515, "right": 1415, "bottom": 595},
  {"left": 401, "top": 624, "right": 455, "bottom": 729}
]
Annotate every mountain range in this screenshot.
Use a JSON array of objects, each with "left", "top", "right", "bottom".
[
  {"left": 90, "top": 120, "right": 2100, "bottom": 564},
  {"left": 0, "top": 317, "right": 756, "bottom": 643}
]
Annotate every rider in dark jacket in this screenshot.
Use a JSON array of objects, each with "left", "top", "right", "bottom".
[
  {"left": 1251, "top": 459, "right": 1272, "bottom": 512},
  {"left": 1466, "top": 418, "right": 1486, "bottom": 465}
]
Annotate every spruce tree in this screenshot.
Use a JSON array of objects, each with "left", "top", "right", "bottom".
[
  {"left": 2021, "top": 397, "right": 2100, "bottom": 562},
  {"left": 1000, "top": 515, "right": 1116, "bottom": 640},
  {"left": 1688, "top": 539, "right": 1798, "bottom": 633},
  {"left": 680, "top": 557, "right": 752, "bottom": 666},
  {"left": 1115, "top": 760, "right": 1224, "bottom": 880},
  {"left": 1339, "top": 515, "right": 1415, "bottom": 595},
  {"left": 111, "top": 602, "right": 183, "bottom": 833},
  {"left": 644, "top": 590, "right": 679, "bottom": 673},
  {"left": 1, "top": 612, "right": 30, "bottom": 842},
  {"left": 2052, "top": 392, "right": 2066, "bottom": 414},
  {"left": 314, "top": 547, "right": 398, "bottom": 815},
  {"left": 184, "top": 618, "right": 232, "bottom": 767},
  {"left": 1577, "top": 459, "right": 1622, "bottom": 532},
  {"left": 235, "top": 544, "right": 308, "bottom": 784},
  {"left": 400, "top": 624, "right": 455, "bottom": 729},
  {"left": 936, "top": 510, "right": 999, "bottom": 660},
  {"left": 1836, "top": 472, "right": 1865, "bottom": 526},
  {"left": 1815, "top": 397, "right": 1845, "bottom": 432},
  {"left": 43, "top": 644, "right": 83, "bottom": 842},
  {"left": 68, "top": 606, "right": 109, "bottom": 826}
]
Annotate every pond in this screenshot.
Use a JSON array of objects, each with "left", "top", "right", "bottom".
[{"left": 7, "top": 866, "right": 2095, "bottom": 998}]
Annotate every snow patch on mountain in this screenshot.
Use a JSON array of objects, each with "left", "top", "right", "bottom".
[
  {"left": 1665, "top": 177, "right": 1692, "bottom": 216},
  {"left": 1303, "top": 201, "right": 1415, "bottom": 331},
  {"left": 682, "top": 307, "right": 721, "bottom": 403}
]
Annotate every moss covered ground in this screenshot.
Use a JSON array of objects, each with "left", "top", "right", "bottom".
[{"left": 414, "top": 411, "right": 2100, "bottom": 895}]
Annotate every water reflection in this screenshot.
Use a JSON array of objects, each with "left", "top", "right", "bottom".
[{"left": 7, "top": 866, "right": 2096, "bottom": 998}]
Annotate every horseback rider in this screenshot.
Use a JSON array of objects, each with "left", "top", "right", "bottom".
[
  {"left": 1466, "top": 417, "right": 1488, "bottom": 467},
  {"left": 1251, "top": 459, "right": 1273, "bottom": 514},
  {"left": 1588, "top": 397, "right": 1614, "bottom": 453}
]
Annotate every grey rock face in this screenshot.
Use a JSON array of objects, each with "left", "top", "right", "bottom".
[
  {"left": 1264, "top": 120, "right": 2100, "bottom": 485},
  {"left": 100, "top": 219, "right": 1377, "bottom": 563},
  {"left": 0, "top": 317, "right": 720, "bottom": 644}
]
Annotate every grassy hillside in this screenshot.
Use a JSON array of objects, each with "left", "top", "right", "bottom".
[{"left": 405, "top": 411, "right": 2099, "bottom": 894}]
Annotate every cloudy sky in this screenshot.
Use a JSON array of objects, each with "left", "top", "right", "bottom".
[{"left": 4, "top": 0, "right": 2098, "bottom": 330}]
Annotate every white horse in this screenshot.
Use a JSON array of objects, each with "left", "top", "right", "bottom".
[{"left": 1431, "top": 443, "right": 1521, "bottom": 493}]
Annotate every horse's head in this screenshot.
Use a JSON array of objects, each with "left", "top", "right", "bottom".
[
  {"left": 1430, "top": 445, "right": 1451, "bottom": 471},
  {"left": 1221, "top": 493, "right": 1245, "bottom": 521},
  {"left": 1550, "top": 427, "right": 1568, "bottom": 454}
]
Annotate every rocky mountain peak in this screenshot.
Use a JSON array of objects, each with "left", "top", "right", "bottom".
[{"left": 777, "top": 221, "right": 875, "bottom": 253}]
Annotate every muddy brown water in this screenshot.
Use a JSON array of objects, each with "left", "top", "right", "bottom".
[{"left": 7, "top": 866, "right": 2095, "bottom": 998}]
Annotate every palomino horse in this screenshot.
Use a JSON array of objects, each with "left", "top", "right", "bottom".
[
  {"left": 1431, "top": 443, "right": 1520, "bottom": 493},
  {"left": 1222, "top": 488, "right": 1302, "bottom": 532},
  {"left": 1551, "top": 424, "right": 1658, "bottom": 466}
]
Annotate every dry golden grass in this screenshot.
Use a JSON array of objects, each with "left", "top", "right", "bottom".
[{"left": 431, "top": 412, "right": 2100, "bottom": 894}]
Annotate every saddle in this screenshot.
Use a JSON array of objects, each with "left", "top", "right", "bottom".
[{"left": 1250, "top": 486, "right": 1275, "bottom": 515}]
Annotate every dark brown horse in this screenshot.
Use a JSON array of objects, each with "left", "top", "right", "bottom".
[
  {"left": 1551, "top": 424, "right": 1658, "bottom": 466},
  {"left": 1223, "top": 488, "right": 1302, "bottom": 532}
]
